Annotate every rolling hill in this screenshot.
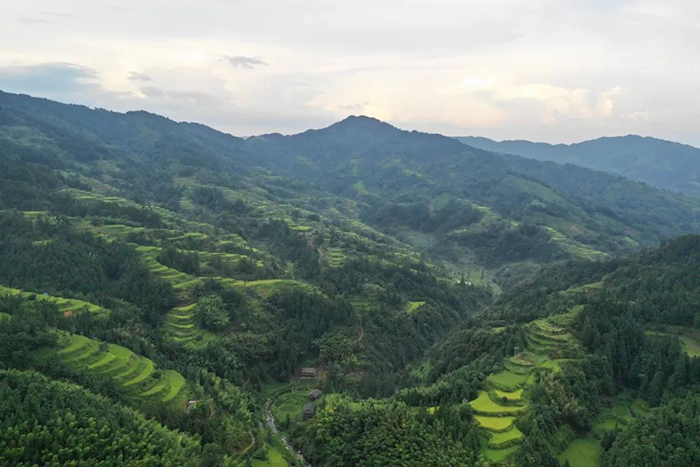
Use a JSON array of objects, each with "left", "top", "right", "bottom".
[{"left": 457, "top": 135, "right": 700, "bottom": 197}]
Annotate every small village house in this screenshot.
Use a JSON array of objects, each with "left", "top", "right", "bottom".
[
  {"left": 303, "top": 403, "right": 316, "bottom": 420},
  {"left": 300, "top": 367, "right": 317, "bottom": 379}
]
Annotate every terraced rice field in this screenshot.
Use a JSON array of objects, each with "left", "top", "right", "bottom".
[
  {"left": 163, "top": 303, "right": 215, "bottom": 349},
  {"left": 137, "top": 246, "right": 198, "bottom": 287},
  {"left": 489, "top": 426, "right": 524, "bottom": 447},
  {"left": 591, "top": 394, "right": 642, "bottom": 435},
  {"left": 474, "top": 416, "right": 516, "bottom": 431},
  {"left": 469, "top": 391, "right": 525, "bottom": 415},
  {"left": 53, "top": 332, "right": 190, "bottom": 407},
  {"left": 494, "top": 389, "right": 523, "bottom": 402},
  {"left": 0, "top": 285, "right": 109, "bottom": 318},
  {"left": 235, "top": 279, "right": 319, "bottom": 299},
  {"left": 326, "top": 248, "right": 347, "bottom": 267},
  {"left": 480, "top": 444, "right": 520, "bottom": 463},
  {"left": 469, "top": 310, "right": 584, "bottom": 463},
  {"left": 487, "top": 370, "right": 529, "bottom": 391}
]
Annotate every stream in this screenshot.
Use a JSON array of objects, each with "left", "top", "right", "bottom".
[{"left": 265, "top": 399, "right": 312, "bottom": 467}]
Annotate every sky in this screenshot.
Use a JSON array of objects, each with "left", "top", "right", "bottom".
[{"left": 1, "top": 0, "right": 699, "bottom": 145}]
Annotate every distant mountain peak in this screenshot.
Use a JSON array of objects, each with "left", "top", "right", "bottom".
[{"left": 328, "top": 115, "right": 399, "bottom": 133}]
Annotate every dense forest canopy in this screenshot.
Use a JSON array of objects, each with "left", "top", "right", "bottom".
[{"left": 1, "top": 90, "right": 700, "bottom": 466}]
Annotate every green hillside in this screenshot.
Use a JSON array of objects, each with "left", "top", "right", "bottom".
[
  {"left": 4, "top": 91, "right": 700, "bottom": 293},
  {"left": 247, "top": 116, "right": 700, "bottom": 287},
  {"left": 2, "top": 91, "right": 700, "bottom": 466},
  {"left": 0, "top": 369, "right": 202, "bottom": 466},
  {"left": 458, "top": 135, "right": 700, "bottom": 198}
]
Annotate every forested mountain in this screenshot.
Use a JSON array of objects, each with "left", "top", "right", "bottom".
[
  {"left": 2, "top": 90, "right": 700, "bottom": 466},
  {"left": 4, "top": 91, "right": 700, "bottom": 290},
  {"left": 457, "top": 135, "right": 700, "bottom": 197},
  {"left": 246, "top": 116, "right": 700, "bottom": 289}
]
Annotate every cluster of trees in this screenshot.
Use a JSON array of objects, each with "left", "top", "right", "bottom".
[
  {"left": 0, "top": 369, "right": 203, "bottom": 466},
  {"left": 289, "top": 396, "right": 481, "bottom": 467},
  {"left": 258, "top": 219, "right": 321, "bottom": 279},
  {"left": 605, "top": 394, "right": 700, "bottom": 466},
  {"left": 197, "top": 295, "right": 231, "bottom": 331},
  {"left": 454, "top": 223, "right": 564, "bottom": 266},
  {"left": 158, "top": 246, "right": 201, "bottom": 275},
  {"left": 528, "top": 356, "right": 614, "bottom": 432}
]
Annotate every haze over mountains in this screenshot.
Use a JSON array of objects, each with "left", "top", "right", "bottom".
[{"left": 457, "top": 135, "right": 700, "bottom": 197}]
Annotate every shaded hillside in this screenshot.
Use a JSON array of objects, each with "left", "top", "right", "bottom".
[
  {"left": 457, "top": 135, "right": 700, "bottom": 197},
  {"left": 364, "top": 234, "right": 700, "bottom": 465},
  {"left": 248, "top": 116, "right": 700, "bottom": 284}
]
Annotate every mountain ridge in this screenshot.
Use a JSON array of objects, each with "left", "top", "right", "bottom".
[
  {"left": 456, "top": 134, "right": 700, "bottom": 197},
  {"left": 4, "top": 89, "right": 700, "bottom": 290}
]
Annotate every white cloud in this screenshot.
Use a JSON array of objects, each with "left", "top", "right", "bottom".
[{"left": 0, "top": 0, "right": 698, "bottom": 144}]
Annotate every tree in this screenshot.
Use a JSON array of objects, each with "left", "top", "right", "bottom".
[
  {"left": 516, "top": 423, "right": 559, "bottom": 467},
  {"left": 314, "top": 332, "right": 355, "bottom": 365},
  {"left": 198, "top": 295, "right": 230, "bottom": 331}
]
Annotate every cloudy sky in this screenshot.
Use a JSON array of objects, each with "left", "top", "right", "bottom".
[{"left": 1, "top": 1, "right": 699, "bottom": 144}]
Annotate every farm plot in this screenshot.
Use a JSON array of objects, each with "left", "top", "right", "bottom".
[
  {"left": 52, "top": 332, "right": 190, "bottom": 408},
  {"left": 163, "top": 303, "right": 215, "bottom": 350},
  {"left": 0, "top": 285, "right": 109, "bottom": 318},
  {"left": 557, "top": 438, "right": 603, "bottom": 467},
  {"left": 469, "top": 391, "right": 525, "bottom": 415},
  {"left": 469, "top": 308, "right": 584, "bottom": 463}
]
